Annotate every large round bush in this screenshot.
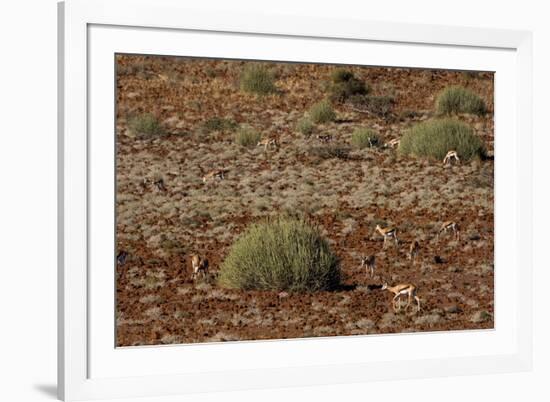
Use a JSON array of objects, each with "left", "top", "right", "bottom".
[
  {"left": 218, "top": 218, "right": 340, "bottom": 292},
  {"left": 435, "top": 86, "right": 486, "bottom": 116},
  {"left": 398, "top": 118, "right": 486, "bottom": 161}
]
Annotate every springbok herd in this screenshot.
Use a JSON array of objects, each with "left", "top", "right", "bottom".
[
  {"left": 189, "top": 219, "right": 462, "bottom": 315},
  {"left": 360, "top": 220, "right": 461, "bottom": 313},
  {"left": 194, "top": 139, "right": 465, "bottom": 315},
  {"left": 200, "top": 131, "right": 461, "bottom": 184},
  {"left": 193, "top": 138, "right": 466, "bottom": 315}
]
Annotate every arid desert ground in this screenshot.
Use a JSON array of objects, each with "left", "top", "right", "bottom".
[{"left": 115, "top": 54, "right": 494, "bottom": 346}]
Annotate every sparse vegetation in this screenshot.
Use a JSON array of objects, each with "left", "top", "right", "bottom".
[
  {"left": 296, "top": 117, "right": 314, "bottom": 137},
  {"left": 328, "top": 68, "right": 369, "bottom": 103},
  {"left": 200, "top": 117, "right": 238, "bottom": 134},
  {"left": 348, "top": 94, "right": 394, "bottom": 117},
  {"left": 399, "top": 109, "right": 423, "bottom": 121},
  {"left": 309, "top": 144, "right": 351, "bottom": 160},
  {"left": 218, "top": 218, "right": 340, "bottom": 292},
  {"left": 351, "top": 128, "right": 379, "bottom": 149},
  {"left": 308, "top": 100, "right": 336, "bottom": 124},
  {"left": 116, "top": 55, "right": 495, "bottom": 346},
  {"left": 235, "top": 126, "right": 261, "bottom": 147},
  {"left": 128, "top": 113, "right": 165, "bottom": 138},
  {"left": 468, "top": 164, "right": 494, "bottom": 189},
  {"left": 399, "top": 118, "right": 486, "bottom": 161},
  {"left": 240, "top": 64, "right": 276, "bottom": 95},
  {"left": 435, "top": 86, "right": 487, "bottom": 116}
]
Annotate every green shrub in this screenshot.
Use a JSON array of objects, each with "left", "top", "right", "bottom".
[
  {"left": 398, "top": 118, "right": 486, "bottom": 161},
  {"left": 240, "top": 64, "right": 276, "bottom": 95},
  {"left": 200, "top": 117, "right": 238, "bottom": 134},
  {"left": 128, "top": 113, "right": 165, "bottom": 138},
  {"left": 296, "top": 117, "right": 314, "bottom": 137},
  {"left": 435, "top": 86, "right": 487, "bottom": 116},
  {"left": 351, "top": 128, "right": 379, "bottom": 149},
  {"left": 218, "top": 218, "right": 340, "bottom": 292},
  {"left": 308, "top": 100, "right": 336, "bottom": 124},
  {"left": 235, "top": 126, "right": 261, "bottom": 147},
  {"left": 328, "top": 68, "right": 369, "bottom": 103}
]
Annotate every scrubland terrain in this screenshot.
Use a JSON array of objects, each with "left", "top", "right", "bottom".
[{"left": 115, "top": 55, "right": 494, "bottom": 346}]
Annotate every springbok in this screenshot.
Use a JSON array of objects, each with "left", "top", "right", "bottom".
[
  {"left": 360, "top": 255, "right": 376, "bottom": 278},
  {"left": 153, "top": 178, "right": 166, "bottom": 192},
  {"left": 384, "top": 138, "right": 400, "bottom": 149},
  {"left": 437, "top": 221, "right": 460, "bottom": 241},
  {"left": 408, "top": 240, "right": 420, "bottom": 264},
  {"left": 191, "top": 255, "right": 209, "bottom": 280},
  {"left": 202, "top": 169, "right": 227, "bottom": 184},
  {"left": 443, "top": 150, "right": 460, "bottom": 166},
  {"left": 373, "top": 224, "right": 399, "bottom": 249},
  {"left": 257, "top": 138, "right": 279, "bottom": 151},
  {"left": 381, "top": 283, "right": 421, "bottom": 312}
]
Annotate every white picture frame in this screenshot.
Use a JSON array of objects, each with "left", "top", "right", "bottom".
[{"left": 58, "top": 0, "right": 533, "bottom": 400}]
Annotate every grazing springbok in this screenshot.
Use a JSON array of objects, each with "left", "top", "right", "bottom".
[
  {"left": 384, "top": 138, "right": 400, "bottom": 149},
  {"left": 257, "top": 138, "right": 279, "bottom": 151},
  {"left": 437, "top": 221, "right": 461, "bottom": 241},
  {"left": 381, "top": 283, "right": 421, "bottom": 312},
  {"left": 153, "top": 178, "right": 166, "bottom": 192},
  {"left": 191, "top": 255, "right": 209, "bottom": 280},
  {"left": 360, "top": 255, "right": 376, "bottom": 278},
  {"left": 408, "top": 240, "right": 420, "bottom": 264},
  {"left": 443, "top": 150, "right": 460, "bottom": 166},
  {"left": 202, "top": 169, "right": 227, "bottom": 184},
  {"left": 373, "top": 224, "right": 399, "bottom": 249}
]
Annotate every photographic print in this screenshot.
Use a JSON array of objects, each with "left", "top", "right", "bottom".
[{"left": 115, "top": 54, "right": 494, "bottom": 347}]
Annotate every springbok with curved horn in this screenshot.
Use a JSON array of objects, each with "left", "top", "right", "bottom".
[
  {"left": 381, "top": 283, "right": 421, "bottom": 312},
  {"left": 202, "top": 169, "right": 227, "bottom": 184},
  {"left": 373, "top": 224, "right": 399, "bottom": 249},
  {"left": 437, "top": 221, "right": 460, "bottom": 241},
  {"left": 443, "top": 150, "right": 460, "bottom": 166},
  {"left": 191, "top": 255, "right": 209, "bottom": 280},
  {"left": 257, "top": 137, "right": 279, "bottom": 151}
]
